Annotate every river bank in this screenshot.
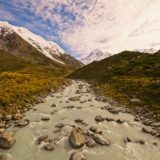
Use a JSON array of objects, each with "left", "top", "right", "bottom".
[{"left": 89, "top": 81, "right": 160, "bottom": 139}]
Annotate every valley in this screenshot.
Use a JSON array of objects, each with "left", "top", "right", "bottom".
[
  {"left": 69, "top": 51, "right": 160, "bottom": 122},
  {"left": 0, "top": 21, "right": 160, "bottom": 160}
]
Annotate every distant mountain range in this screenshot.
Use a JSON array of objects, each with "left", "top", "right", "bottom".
[
  {"left": 80, "top": 49, "right": 111, "bottom": 64},
  {"left": 0, "top": 21, "right": 83, "bottom": 70}
]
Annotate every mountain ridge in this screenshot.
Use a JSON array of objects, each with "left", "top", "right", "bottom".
[{"left": 0, "top": 21, "right": 83, "bottom": 69}]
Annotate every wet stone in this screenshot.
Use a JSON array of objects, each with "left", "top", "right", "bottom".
[
  {"left": 0, "top": 131, "right": 15, "bottom": 149},
  {"left": 69, "top": 128, "right": 86, "bottom": 148},
  {"left": 51, "top": 104, "right": 56, "bottom": 107},
  {"left": 37, "top": 135, "right": 49, "bottom": 144},
  {"left": 124, "top": 137, "right": 132, "bottom": 143},
  {"left": 70, "top": 152, "right": 86, "bottom": 160},
  {"left": 86, "top": 139, "right": 96, "bottom": 148},
  {"left": 94, "top": 134, "right": 110, "bottom": 146},
  {"left": 41, "top": 117, "right": 50, "bottom": 121},
  {"left": 44, "top": 143, "right": 55, "bottom": 151},
  {"left": 95, "top": 115, "right": 105, "bottom": 122},
  {"left": 55, "top": 123, "right": 64, "bottom": 129}
]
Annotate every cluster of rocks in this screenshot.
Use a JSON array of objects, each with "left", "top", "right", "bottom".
[
  {"left": 134, "top": 108, "right": 160, "bottom": 138},
  {"left": 95, "top": 115, "right": 125, "bottom": 124},
  {"left": 68, "top": 127, "right": 110, "bottom": 160},
  {"left": 92, "top": 84, "right": 160, "bottom": 139},
  {"left": 0, "top": 113, "right": 28, "bottom": 131},
  {"left": 123, "top": 137, "right": 145, "bottom": 145}
]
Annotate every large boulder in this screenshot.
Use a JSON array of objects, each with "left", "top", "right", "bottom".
[
  {"left": 69, "top": 128, "right": 85, "bottom": 148},
  {"left": 0, "top": 131, "right": 15, "bottom": 149},
  {"left": 0, "top": 153, "right": 12, "bottom": 160},
  {"left": 70, "top": 152, "right": 86, "bottom": 160},
  {"left": 94, "top": 134, "right": 110, "bottom": 146}
]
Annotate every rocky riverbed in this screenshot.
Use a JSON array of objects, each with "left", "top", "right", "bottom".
[{"left": 0, "top": 80, "right": 160, "bottom": 160}]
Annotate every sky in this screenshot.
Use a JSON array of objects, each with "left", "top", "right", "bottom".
[{"left": 1, "top": 0, "right": 160, "bottom": 58}]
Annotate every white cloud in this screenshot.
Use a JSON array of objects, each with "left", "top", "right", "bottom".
[
  {"left": 61, "top": 0, "right": 160, "bottom": 57},
  {"left": 9, "top": 0, "right": 160, "bottom": 57}
]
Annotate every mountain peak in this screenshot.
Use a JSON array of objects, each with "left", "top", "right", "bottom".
[
  {"left": 0, "top": 21, "right": 66, "bottom": 63},
  {"left": 80, "top": 49, "right": 111, "bottom": 64}
]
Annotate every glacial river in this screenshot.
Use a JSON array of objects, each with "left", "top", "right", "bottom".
[{"left": 1, "top": 81, "right": 160, "bottom": 160}]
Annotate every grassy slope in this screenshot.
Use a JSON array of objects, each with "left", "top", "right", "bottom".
[
  {"left": 0, "top": 49, "right": 69, "bottom": 114},
  {"left": 69, "top": 51, "right": 160, "bottom": 118}
]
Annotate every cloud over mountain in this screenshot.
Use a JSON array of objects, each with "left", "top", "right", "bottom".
[{"left": 1, "top": 0, "right": 160, "bottom": 57}]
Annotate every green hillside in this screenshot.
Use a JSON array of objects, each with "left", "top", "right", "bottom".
[
  {"left": 69, "top": 51, "right": 160, "bottom": 119},
  {"left": 0, "top": 49, "right": 69, "bottom": 114}
]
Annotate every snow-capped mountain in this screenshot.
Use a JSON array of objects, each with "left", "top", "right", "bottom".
[
  {"left": 0, "top": 21, "right": 83, "bottom": 68},
  {"left": 80, "top": 49, "right": 111, "bottom": 64}
]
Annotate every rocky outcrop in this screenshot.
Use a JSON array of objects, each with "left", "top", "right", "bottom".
[{"left": 69, "top": 128, "right": 85, "bottom": 148}]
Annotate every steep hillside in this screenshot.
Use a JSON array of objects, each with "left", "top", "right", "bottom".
[
  {"left": 0, "top": 49, "right": 70, "bottom": 114},
  {"left": 0, "top": 21, "right": 83, "bottom": 69},
  {"left": 69, "top": 51, "right": 160, "bottom": 119},
  {"left": 70, "top": 51, "right": 160, "bottom": 79},
  {"left": 0, "top": 49, "right": 69, "bottom": 76}
]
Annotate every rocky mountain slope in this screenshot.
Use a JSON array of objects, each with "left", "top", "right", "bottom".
[
  {"left": 80, "top": 49, "right": 111, "bottom": 64},
  {"left": 0, "top": 21, "right": 83, "bottom": 69}
]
